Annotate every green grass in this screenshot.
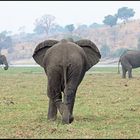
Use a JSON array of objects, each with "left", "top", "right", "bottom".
[{"left": 0, "top": 66, "right": 140, "bottom": 138}]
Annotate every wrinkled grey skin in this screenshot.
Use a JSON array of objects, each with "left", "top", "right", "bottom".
[
  {"left": 118, "top": 50, "right": 140, "bottom": 78},
  {"left": 32, "top": 39, "right": 101, "bottom": 124},
  {"left": 0, "top": 54, "right": 8, "bottom": 70}
]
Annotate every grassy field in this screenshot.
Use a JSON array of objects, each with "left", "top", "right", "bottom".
[{"left": 0, "top": 66, "right": 140, "bottom": 139}]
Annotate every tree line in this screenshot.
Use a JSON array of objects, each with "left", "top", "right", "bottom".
[
  {"left": 103, "top": 7, "right": 135, "bottom": 27},
  {"left": 0, "top": 6, "right": 138, "bottom": 59},
  {"left": 33, "top": 7, "right": 135, "bottom": 36}
]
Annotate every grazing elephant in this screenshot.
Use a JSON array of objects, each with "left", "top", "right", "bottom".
[
  {"left": 118, "top": 50, "right": 140, "bottom": 78},
  {"left": 0, "top": 54, "right": 9, "bottom": 70},
  {"left": 32, "top": 39, "right": 101, "bottom": 124}
]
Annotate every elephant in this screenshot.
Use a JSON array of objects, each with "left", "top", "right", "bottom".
[
  {"left": 118, "top": 50, "right": 140, "bottom": 78},
  {"left": 32, "top": 39, "right": 101, "bottom": 124},
  {"left": 0, "top": 54, "right": 9, "bottom": 70}
]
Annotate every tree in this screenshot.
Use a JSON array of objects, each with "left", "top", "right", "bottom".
[
  {"left": 74, "top": 24, "right": 88, "bottom": 37},
  {"left": 103, "top": 15, "right": 118, "bottom": 27},
  {"left": 0, "top": 31, "right": 12, "bottom": 52},
  {"left": 111, "top": 48, "right": 128, "bottom": 58},
  {"left": 137, "top": 37, "right": 140, "bottom": 50},
  {"left": 49, "top": 24, "right": 64, "bottom": 34},
  {"left": 0, "top": 30, "right": 11, "bottom": 42},
  {"left": 65, "top": 24, "right": 75, "bottom": 33},
  {"left": 89, "top": 23, "right": 103, "bottom": 28},
  {"left": 34, "top": 14, "right": 56, "bottom": 36},
  {"left": 100, "top": 44, "right": 110, "bottom": 58},
  {"left": 117, "top": 7, "right": 135, "bottom": 22},
  {"left": 33, "top": 24, "right": 46, "bottom": 34},
  {"left": 18, "top": 26, "right": 26, "bottom": 33},
  {"left": 76, "top": 24, "right": 88, "bottom": 30}
]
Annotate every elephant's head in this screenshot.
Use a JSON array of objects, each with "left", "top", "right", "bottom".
[
  {"left": 32, "top": 39, "right": 101, "bottom": 71},
  {"left": 0, "top": 55, "right": 9, "bottom": 70}
]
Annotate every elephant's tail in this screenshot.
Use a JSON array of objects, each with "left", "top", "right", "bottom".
[
  {"left": 63, "top": 66, "right": 67, "bottom": 93},
  {"left": 118, "top": 58, "right": 121, "bottom": 74},
  {"left": 117, "top": 49, "right": 128, "bottom": 74}
]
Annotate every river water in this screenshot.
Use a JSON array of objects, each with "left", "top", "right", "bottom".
[{"left": 8, "top": 64, "right": 118, "bottom": 68}]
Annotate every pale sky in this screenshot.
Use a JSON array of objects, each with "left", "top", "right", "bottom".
[{"left": 0, "top": 1, "right": 140, "bottom": 34}]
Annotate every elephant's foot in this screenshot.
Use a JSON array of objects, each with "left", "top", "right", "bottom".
[
  {"left": 47, "top": 115, "right": 57, "bottom": 121},
  {"left": 69, "top": 116, "right": 74, "bottom": 123},
  {"left": 122, "top": 76, "right": 126, "bottom": 79},
  {"left": 47, "top": 108, "right": 57, "bottom": 121},
  {"left": 62, "top": 105, "right": 74, "bottom": 124},
  {"left": 62, "top": 115, "right": 74, "bottom": 124},
  {"left": 62, "top": 105, "right": 69, "bottom": 124},
  {"left": 4, "top": 67, "right": 8, "bottom": 70}
]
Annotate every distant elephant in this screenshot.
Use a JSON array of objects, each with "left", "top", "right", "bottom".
[
  {"left": 32, "top": 39, "right": 101, "bottom": 124},
  {"left": 0, "top": 54, "right": 9, "bottom": 70},
  {"left": 118, "top": 50, "right": 140, "bottom": 78}
]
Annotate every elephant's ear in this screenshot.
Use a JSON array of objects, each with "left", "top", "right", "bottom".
[
  {"left": 75, "top": 39, "right": 101, "bottom": 71},
  {"left": 32, "top": 39, "right": 59, "bottom": 67}
]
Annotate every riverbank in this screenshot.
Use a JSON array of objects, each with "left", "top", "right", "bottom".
[{"left": 10, "top": 57, "right": 119, "bottom": 66}]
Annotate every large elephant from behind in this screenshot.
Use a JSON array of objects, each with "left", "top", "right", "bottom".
[
  {"left": 32, "top": 39, "right": 101, "bottom": 124},
  {"left": 118, "top": 50, "right": 140, "bottom": 78},
  {"left": 0, "top": 54, "right": 9, "bottom": 70}
]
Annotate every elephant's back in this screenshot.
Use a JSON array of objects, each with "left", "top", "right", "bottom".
[
  {"left": 121, "top": 50, "right": 140, "bottom": 59},
  {"left": 45, "top": 41, "right": 86, "bottom": 67},
  {"left": 122, "top": 50, "right": 140, "bottom": 68}
]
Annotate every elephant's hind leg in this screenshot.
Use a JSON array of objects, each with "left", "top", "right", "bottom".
[
  {"left": 62, "top": 87, "right": 76, "bottom": 124},
  {"left": 121, "top": 59, "right": 132, "bottom": 78},
  {"left": 122, "top": 66, "right": 127, "bottom": 78},
  {"left": 47, "top": 67, "right": 63, "bottom": 121},
  {"left": 128, "top": 67, "right": 132, "bottom": 78},
  {"left": 47, "top": 98, "right": 57, "bottom": 121},
  {"left": 47, "top": 93, "right": 64, "bottom": 121},
  {"left": 62, "top": 69, "right": 82, "bottom": 124}
]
